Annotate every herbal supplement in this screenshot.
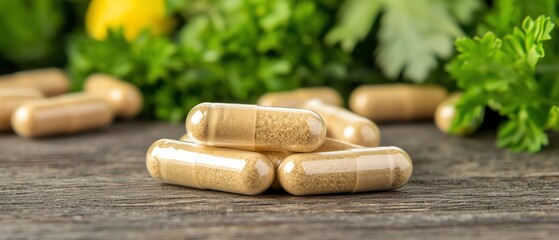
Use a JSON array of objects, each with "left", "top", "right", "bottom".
[
  {"left": 302, "top": 99, "right": 380, "bottom": 147},
  {"left": 435, "top": 93, "right": 482, "bottom": 136},
  {"left": 278, "top": 146, "right": 413, "bottom": 195},
  {"left": 257, "top": 87, "right": 343, "bottom": 108},
  {"left": 186, "top": 102, "right": 326, "bottom": 152},
  {"left": 265, "top": 138, "right": 363, "bottom": 190},
  {"left": 350, "top": 84, "right": 448, "bottom": 122},
  {"left": 11, "top": 94, "right": 114, "bottom": 138},
  {"left": 0, "top": 88, "right": 44, "bottom": 131},
  {"left": 146, "top": 139, "right": 275, "bottom": 195},
  {"left": 0, "top": 68, "right": 70, "bottom": 97},
  {"left": 84, "top": 74, "right": 143, "bottom": 119}
]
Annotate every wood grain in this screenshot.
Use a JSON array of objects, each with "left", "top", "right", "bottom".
[{"left": 1, "top": 121, "right": 558, "bottom": 239}]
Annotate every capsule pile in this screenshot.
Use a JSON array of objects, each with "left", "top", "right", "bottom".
[
  {"left": 0, "top": 68, "right": 143, "bottom": 138},
  {"left": 146, "top": 85, "right": 435, "bottom": 196}
]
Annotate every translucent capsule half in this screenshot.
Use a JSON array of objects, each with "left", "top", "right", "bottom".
[
  {"left": 257, "top": 87, "right": 343, "bottom": 108},
  {"left": 11, "top": 94, "right": 113, "bottom": 138},
  {"left": 146, "top": 139, "right": 275, "bottom": 195},
  {"left": 0, "top": 88, "right": 44, "bottom": 131},
  {"left": 303, "top": 99, "right": 380, "bottom": 147},
  {"left": 265, "top": 138, "right": 364, "bottom": 190},
  {"left": 350, "top": 84, "right": 448, "bottom": 122},
  {"left": 0, "top": 68, "right": 70, "bottom": 97},
  {"left": 278, "top": 147, "right": 413, "bottom": 195},
  {"left": 84, "top": 74, "right": 143, "bottom": 119},
  {"left": 186, "top": 102, "right": 326, "bottom": 152}
]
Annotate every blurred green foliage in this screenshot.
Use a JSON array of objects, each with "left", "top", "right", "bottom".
[
  {"left": 0, "top": 0, "right": 88, "bottom": 71},
  {"left": 68, "top": 0, "right": 350, "bottom": 123}
]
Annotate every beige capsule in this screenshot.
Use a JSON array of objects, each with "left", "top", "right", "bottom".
[
  {"left": 257, "top": 87, "right": 343, "bottom": 108},
  {"left": 350, "top": 84, "right": 448, "bottom": 122},
  {"left": 186, "top": 102, "right": 326, "bottom": 152},
  {"left": 302, "top": 99, "right": 380, "bottom": 147},
  {"left": 146, "top": 139, "right": 275, "bottom": 195},
  {"left": 11, "top": 94, "right": 114, "bottom": 138},
  {"left": 278, "top": 146, "right": 413, "bottom": 196},
  {"left": 435, "top": 93, "right": 482, "bottom": 136},
  {"left": 0, "top": 88, "right": 44, "bottom": 131},
  {"left": 0, "top": 68, "right": 70, "bottom": 97},
  {"left": 264, "top": 138, "right": 364, "bottom": 190},
  {"left": 84, "top": 74, "right": 143, "bottom": 119}
]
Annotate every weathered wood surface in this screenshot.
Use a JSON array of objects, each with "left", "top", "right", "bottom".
[{"left": 1, "top": 121, "right": 558, "bottom": 239}]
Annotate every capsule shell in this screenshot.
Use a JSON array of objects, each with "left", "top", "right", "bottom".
[
  {"left": 303, "top": 99, "right": 380, "bottom": 147},
  {"left": 435, "top": 93, "right": 482, "bottom": 136},
  {"left": 0, "top": 68, "right": 70, "bottom": 97},
  {"left": 84, "top": 74, "right": 143, "bottom": 119},
  {"left": 257, "top": 87, "right": 343, "bottom": 108},
  {"left": 186, "top": 102, "right": 326, "bottom": 152},
  {"left": 0, "top": 88, "right": 44, "bottom": 131},
  {"left": 11, "top": 94, "right": 114, "bottom": 138},
  {"left": 265, "top": 138, "right": 364, "bottom": 190},
  {"left": 350, "top": 84, "right": 448, "bottom": 122},
  {"left": 146, "top": 139, "right": 275, "bottom": 195},
  {"left": 278, "top": 147, "right": 413, "bottom": 195}
]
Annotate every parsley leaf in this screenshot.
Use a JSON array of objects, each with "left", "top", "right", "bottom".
[
  {"left": 448, "top": 16, "right": 557, "bottom": 152},
  {"left": 326, "top": 0, "right": 481, "bottom": 82}
]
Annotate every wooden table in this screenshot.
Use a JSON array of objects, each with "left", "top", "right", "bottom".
[{"left": 1, "top": 121, "right": 558, "bottom": 239}]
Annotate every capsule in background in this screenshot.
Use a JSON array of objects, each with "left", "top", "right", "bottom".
[
  {"left": 186, "top": 102, "right": 326, "bottom": 152},
  {"left": 264, "top": 138, "right": 364, "bottom": 190},
  {"left": 303, "top": 99, "right": 380, "bottom": 147},
  {"left": 0, "top": 88, "right": 44, "bottom": 131},
  {"left": 0, "top": 68, "right": 70, "bottom": 97},
  {"left": 84, "top": 74, "right": 143, "bottom": 119},
  {"left": 278, "top": 147, "right": 413, "bottom": 195},
  {"left": 435, "top": 93, "right": 483, "bottom": 136},
  {"left": 350, "top": 84, "right": 448, "bottom": 122},
  {"left": 146, "top": 139, "right": 275, "bottom": 195},
  {"left": 257, "top": 87, "right": 343, "bottom": 108},
  {"left": 11, "top": 94, "right": 114, "bottom": 138}
]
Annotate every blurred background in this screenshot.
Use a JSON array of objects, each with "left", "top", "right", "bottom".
[{"left": 1, "top": 0, "right": 558, "bottom": 153}]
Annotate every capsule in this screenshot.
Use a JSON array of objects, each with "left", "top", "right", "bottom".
[
  {"left": 302, "top": 99, "right": 380, "bottom": 147},
  {"left": 278, "top": 147, "right": 413, "bottom": 195},
  {"left": 186, "top": 102, "right": 326, "bottom": 152},
  {"left": 257, "top": 87, "right": 343, "bottom": 108},
  {"left": 350, "top": 84, "right": 448, "bottom": 122},
  {"left": 264, "top": 138, "right": 364, "bottom": 190},
  {"left": 0, "top": 68, "right": 70, "bottom": 97},
  {"left": 84, "top": 74, "right": 143, "bottom": 119},
  {"left": 435, "top": 93, "right": 483, "bottom": 136},
  {"left": 11, "top": 94, "right": 114, "bottom": 138},
  {"left": 0, "top": 88, "right": 44, "bottom": 131},
  {"left": 146, "top": 139, "right": 275, "bottom": 195}
]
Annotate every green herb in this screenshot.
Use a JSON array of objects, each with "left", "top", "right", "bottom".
[
  {"left": 326, "top": 0, "right": 481, "bottom": 82},
  {"left": 447, "top": 16, "right": 557, "bottom": 152},
  {"left": 68, "top": 0, "right": 350, "bottom": 122},
  {"left": 0, "top": 0, "right": 64, "bottom": 68}
]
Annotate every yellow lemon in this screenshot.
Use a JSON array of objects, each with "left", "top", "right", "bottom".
[{"left": 86, "top": 0, "right": 174, "bottom": 41}]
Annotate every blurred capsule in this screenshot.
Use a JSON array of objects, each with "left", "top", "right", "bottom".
[
  {"left": 0, "top": 88, "right": 43, "bottom": 131},
  {"left": 0, "top": 68, "right": 70, "bottom": 97},
  {"left": 350, "top": 84, "right": 448, "bottom": 122},
  {"left": 11, "top": 94, "right": 113, "bottom": 138},
  {"left": 257, "top": 87, "right": 343, "bottom": 108},
  {"left": 435, "top": 93, "right": 483, "bottom": 136},
  {"left": 84, "top": 74, "right": 143, "bottom": 119},
  {"left": 303, "top": 99, "right": 380, "bottom": 147}
]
